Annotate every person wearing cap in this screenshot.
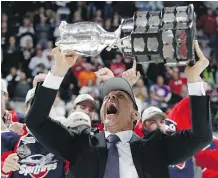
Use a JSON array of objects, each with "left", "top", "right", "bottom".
[
  {"left": 72, "top": 94, "right": 104, "bottom": 133},
  {"left": 1, "top": 79, "right": 25, "bottom": 134},
  {"left": 1, "top": 86, "right": 69, "bottom": 178},
  {"left": 26, "top": 41, "right": 212, "bottom": 178},
  {"left": 141, "top": 106, "right": 167, "bottom": 135},
  {"left": 72, "top": 94, "right": 96, "bottom": 118}
]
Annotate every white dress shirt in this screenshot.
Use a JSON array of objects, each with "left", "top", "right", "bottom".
[{"left": 42, "top": 71, "right": 206, "bottom": 178}]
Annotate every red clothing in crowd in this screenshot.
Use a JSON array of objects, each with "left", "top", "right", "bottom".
[
  {"left": 168, "top": 78, "right": 187, "bottom": 95},
  {"left": 197, "top": 14, "right": 217, "bottom": 34},
  {"left": 71, "top": 61, "right": 87, "bottom": 79},
  {"left": 110, "top": 63, "right": 126, "bottom": 77}
]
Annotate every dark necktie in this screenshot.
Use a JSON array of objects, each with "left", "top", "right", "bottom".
[{"left": 104, "top": 134, "right": 120, "bottom": 178}]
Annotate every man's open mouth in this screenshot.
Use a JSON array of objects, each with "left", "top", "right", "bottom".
[{"left": 106, "top": 103, "right": 118, "bottom": 115}]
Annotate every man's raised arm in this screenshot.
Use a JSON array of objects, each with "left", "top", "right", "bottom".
[
  {"left": 26, "top": 48, "right": 90, "bottom": 162},
  {"left": 162, "top": 41, "right": 213, "bottom": 165}
]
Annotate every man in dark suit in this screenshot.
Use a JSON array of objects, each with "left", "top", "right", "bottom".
[{"left": 26, "top": 40, "right": 212, "bottom": 178}]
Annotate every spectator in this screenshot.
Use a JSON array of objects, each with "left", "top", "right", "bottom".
[
  {"left": 111, "top": 12, "right": 120, "bottom": 30},
  {"left": 50, "top": 91, "right": 66, "bottom": 119},
  {"left": 14, "top": 71, "right": 31, "bottom": 113},
  {"left": 90, "top": 54, "right": 105, "bottom": 69},
  {"left": 104, "top": 18, "right": 113, "bottom": 32},
  {"left": 1, "top": 13, "right": 8, "bottom": 23},
  {"left": 21, "top": 39, "right": 35, "bottom": 76},
  {"left": 145, "top": 90, "right": 161, "bottom": 108},
  {"left": 110, "top": 54, "right": 126, "bottom": 77},
  {"left": 104, "top": 1, "right": 113, "bottom": 19},
  {"left": 76, "top": 1, "right": 88, "bottom": 20},
  {"left": 150, "top": 75, "right": 172, "bottom": 109},
  {"left": 17, "top": 18, "right": 35, "bottom": 37},
  {"left": 35, "top": 16, "right": 50, "bottom": 48},
  {"left": 200, "top": 39, "right": 212, "bottom": 60},
  {"left": 73, "top": 11, "right": 82, "bottom": 23},
  {"left": 78, "top": 64, "right": 96, "bottom": 87},
  {"left": 86, "top": 2, "right": 96, "bottom": 20},
  {"left": 56, "top": 1, "right": 71, "bottom": 21},
  {"left": 94, "top": 9, "right": 104, "bottom": 26},
  {"left": 1, "top": 21, "right": 9, "bottom": 49},
  {"left": 168, "top": 68, "right": 187, "bottom": 95},
  {"left": 50, "top": 12, "right": 61, "bottom": 29},
  {"left": 28, "top": 45, "right": 49, "bottom": 76},
  {"left": 132, "top": 78, "right": 148, "bottom": 102},
  {"left": 2, "top": 36, "right": 21, "bottom": 77},
  {"left": 203, "top": 58, "right": 217, "bottom": 89},
  {"left": 180, "top": 85, "right": 189, "bottom": 98},
  {"left": 197, "top": 8, "right": 217, "bottom": 47},
  {"left": 34, "top": 7, "right": 47, "bottom": 25},
  {"left": 18, "top": 17, "right": 35, "bottom": 49},
  {"left": 42, "top": 41, "right": 55, "bottom": 70},
  {"left": 71, "top": 57, "right": 88, "bottom": 80},
  {"left": 79, "top": 79, "right": 99, "bottom": 98},
  {"left": 6, "top": 67, "right": 20, "bottom": 99}
]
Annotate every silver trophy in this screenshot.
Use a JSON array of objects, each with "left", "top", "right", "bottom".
[{"left": 56, "top": 4, "right": 196, "bottom": 66}]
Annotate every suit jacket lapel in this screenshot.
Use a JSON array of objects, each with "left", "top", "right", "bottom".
[
  {"left": 130, "top": 133, "right": 144, "bottom": 178},
  {"left": 95, "top": 132, "right": 108, "bottom": 178}
]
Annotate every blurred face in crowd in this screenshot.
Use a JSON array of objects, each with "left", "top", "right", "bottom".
[
  {"left": 20, "top": 71, "right": 27, "bottom": 80},
  {"left": 105, "top": 19, "right": 111, "bottom": 29},
  {"left": 157, "top": 76, "right": 164, "bottom": 86},
  {"left": 47, "top": 41, "right": 53, "bottom": 49},
  {"left": 23, "top": 18, "right": 30, "bottom": 27},
  {"left": 143, "top": 115, "right": 166, "bottom": 132},
  {"left": 74, "top": 100, "right": 95, "bottom": 119},
  {"left": 36, "top": 48, "right": 42, "bottom": 56},
  {"left": 96, "top": 10, "right": 102, "bottom": 17},
  {"left": 180, "top": 85, "right": 188, "bottom": 98},
  {"left": 149, "top": 91, "right": 156, "bottom": 100},
  {"left": 25, "top": 39, "right": 32, "bottom": 48},
  {"left": 78, "top": 1, "right": 86, "bottom": 7},
  {"left": 40, "top": 16, "right": 46, "bottom": 24},
  {"left": 10, "top": 67, "right": 17, "bottom": 76},
  {"left": 136, "top": 78, "right": 144, "bottom": 88},
  {"left": 9, "top": 36, "right": 16, "bottom": 45},
  {"left": 172, "top": 70, "right": 179, "bottom": 80},
  {"left": 1, "top": 22, "right": 7, "bottom": 31},
  {"left": 39, "top": 7, "right": 45, "bottom": 14},
  {"left": 101, "top": 90, "right": 139, "bottom": 133},
  {"left": 2, "top": 13, "right": 8, "bottom": 22},
  {"left": 73, "top": 11, "right": 82, "bottom": 22}
]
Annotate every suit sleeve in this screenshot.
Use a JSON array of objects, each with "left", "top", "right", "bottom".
[
  {"left": 26, "top": 83, "right": 90, "bottom": 162},
  {"left": 162, "top": 96, "right": 212, "bottom": 165}
]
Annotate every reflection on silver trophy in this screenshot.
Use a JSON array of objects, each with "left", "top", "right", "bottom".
[{"left": 56, "top": 4, "right": 196, "bottom": 66}]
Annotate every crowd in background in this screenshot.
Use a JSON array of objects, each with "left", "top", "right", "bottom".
[{"left": 1, "top": 1, "right": 218, "bottom": 132}]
